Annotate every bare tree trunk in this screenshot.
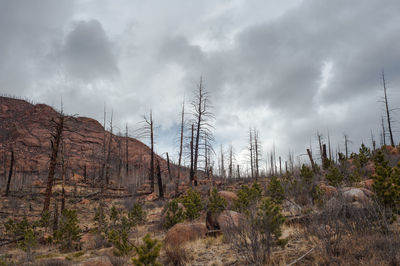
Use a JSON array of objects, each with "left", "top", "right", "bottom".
[
  {"left": 125, "top": 124, "right": 129, "bottom": 176},
  {"left": 5, "top": 147, "right": 14, "bottom": 196},
  {"left": 156, "top": 160, "right": 164, "bottom": 199},
  {"left": 166, "top": 152, "right": 171, "bottom": 181},
  {"left": 279, "top": 156, "right": 282, "bottom": 176},
  {"left": 229, "top": 145, "right": 233, "bottom": 179},
  {"left": 381, "top": 116, "right": 386, "bottom": 147},
  {"left": 105, "top": 111, "right": 113, "bottom": 186},
  {"left": 190, "top": 124, "right": 194, "bottom": 187},
  {"left": 382, "top": 71, "right": 395, "bottom": 147},
  {"left": 254, "top": 130, "right": 259, "bottom": 180},
  {"left": 176, "top": 101, "right": 184, "bottom": 197},
  {"left": 306, "top": 148, "right": 317, "bottom": 173},
  {"left": 237, "top": 164, "right": 240, "bottom": 179},
  {"left": 322, "top": 144, "right": 328, "bottom": 170},
  {"left": 149, "top": 111, "right": 155, "bottom": 192},
  {"left": 43, "top": 115, "right": 64, "bottom": 213},
  {"left": 249, "top": 128, "right": 254, "bottom": 179},
  {"left": 220, "top": 144, "right": 225, "bottom": 179},
  {"left": 101, "top": 104, "right": 106, "bottom": 187},
  {"left": 344, "top": 134, "right": 349, "bottom": 159}
]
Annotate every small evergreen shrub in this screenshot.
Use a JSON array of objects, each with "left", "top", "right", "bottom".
[
  {"left": 107, "top": 228, "right": 133, "bottom": 256},
  {"left": 208, "top": 188, "right": 227, "bottom": 214},
  {"left": 266, "top": 177, "right": 284, "bottom": 204},
  {"left": 372, "top": 150, "right": 400, "bottom": 215},
  {"left": 233, "top": 182, "right": 262, "bottom": 213},
  {"left": 54, "top": 209, "right": 81, "bottom": 251},
  {"left": 181, "top": 188, "right": 203, "bottom": 220},
  {"left": 128, "top": 203, "right": 146, "bottom": 226},
  {"left": 163, "top": 199, "right": 185, "bottom": 229},
  {"left": 325, "top": 166, "right": 344, "bottom": 187},
  {"left": 300, "top": 164, "right": 314, "bottom": 184},
  {"left": 132, "top": 233, "right": 162, "bottom": 266}
]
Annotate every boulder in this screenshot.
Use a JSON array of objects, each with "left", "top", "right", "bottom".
[
  {"left": 342, "top": 188, "right": 370, "bottom": 203},
  {"left": 318, "top": 183, "right": 337, "bottom": 199},
  {"left": 164, "top": 223, "right": 207, "bottom": 246},
  {"left": 217, "top": 210, "right": 243, "bottom": 232},
  {"left": 218, "top": 191, "right": 237, "bottom": 209}
]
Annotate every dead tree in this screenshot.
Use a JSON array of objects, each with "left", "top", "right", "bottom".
[
  {"left": 4, "top": 147, "right": 14, "bottom": 196},
  {"left": 156, "top": 160, "right": 164, "bottom": 199},
  {"left": 344, "top": 134, "right": 350, "bottom": 159},
  {"left": 43, "top": 113, "right": 65, "bottom": 213},
  {"left": 105, "top": 110, "right": 114, "bottom": 186},
  {"left": 176, "top": 100, "right": 185, "bottom": 196},
  {"left": 254, "top": 129, "right": 261, "bottom": 179},
  {"left": 60, "top": 140, "right": 70, "bottom": 212},
  {"left": 381, "top": 116, "right": 386, "bottom": 146},
  {"left": 166, "top": 152, "right": 172, "bottom": 181},
  {"left": 125, "top": 124, "right": 129, "bottom": 176},
  {"left": 220, "top": 144, "right": 225, "bottom": 179},
  {"left": 306, "top": 149, "right": 317, "bottom": 173},
  {"left": 249, "top": 128, "right": 254, "bottom": 178},
  {"left": 101, "top": 104, "right": 107, "bottom": 185},
  {"left": 190, "top": 124, "right": 194, "bottom": 186},
  {"left": 228, "top": 144, "right": 233, "bottom": 179},
  {"left": 190, "top": 77, "right": 214, "bottom": 186},
  {"left": 370, "top": 130, "right": 376, "bottom": 151},
  {"left": 381, "top": 71, "right": 395, "bottom": 147}
]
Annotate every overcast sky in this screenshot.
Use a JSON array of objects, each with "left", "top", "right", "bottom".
[{"left": 1, "top": 0, "right": 399, "bottom": 170}]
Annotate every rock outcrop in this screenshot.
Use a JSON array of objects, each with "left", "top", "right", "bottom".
[{"left": 0, "top": 96, "right": 168, "bottom": 183}]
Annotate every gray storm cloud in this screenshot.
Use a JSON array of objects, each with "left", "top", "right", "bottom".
[
  {"left": 0, "top": 0, "right": 399, "bottom": 165},
  {"left": 61, "top": 20, "right": 118, "bottom": 82}
]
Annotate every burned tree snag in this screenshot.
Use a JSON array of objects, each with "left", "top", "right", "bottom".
[
  {"left": 43, "top": 114, "right": 64, "bottom": 213},
  {"left": 5, "top": 147, "right": 14, "bottom": 196},
  {"left": 382, "top": 71, "right": 395, "bottom": 147},
  {"left": 156, "top": 160, "right": 164, "bottom": 199},
  {"left": 166, "top": 152, "right": 172, "bottom": 181},
  {"left": 306, "top": 148, "right": 317, "bottom": 173},
  {"left": 176, "top": 100, "right": 185, "bottom": 197}
]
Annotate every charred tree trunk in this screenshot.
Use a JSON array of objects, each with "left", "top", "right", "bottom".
[
  {"left": 306, "top": 148, "right": 317, "bottom": 173},
  {"left": 43, "top": 115, "right": 64, "bottom": 213},
  {"left": 190, "top": 124, "right": 194, "bottom": 187},
  {"left": 382, "top": 71, "right": 395, "bottom": 147},
  {"left": 249, "top": 128, "right": 254, "bottom": 179},
  {"left": 166, "top": 152, "right": 172, "bottom": 181},
  {"left": 176, "top": 101, "right": 184, "bottom": 197},
  {"left": 156, "top": 160, "right": 164, "bottom": 199},
  {"left": 5, "top": 148, "right": 14, "bottom": 196}
]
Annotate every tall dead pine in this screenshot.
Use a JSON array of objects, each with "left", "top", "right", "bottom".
[
  {"left": 382, "top": 71, "right": 395, "bottom": 147},
  {"left": 43, "top": 114, "right": 64, "bottom": 213},
  {"left": 4, "top": 147, "right": 14, "bottom": 196}
]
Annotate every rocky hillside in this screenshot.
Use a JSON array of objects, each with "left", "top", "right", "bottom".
[{"left": 0, "top": 96, "right": 165, "bottom": 181}]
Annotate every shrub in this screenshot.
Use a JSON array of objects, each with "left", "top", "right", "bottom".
[
  {"left": 181, "top": 188, "right": 203, "bottom": 220},
  {"left": 163, "top": 199, "right": 185, "bottom": 229},
  {"left": 300, "top": 164, "right": 314, "bottom": 184},
  {"left": 372, "top": 151, "right": 400, "bottom": 215},
  {"left": 110, "top": 205, "right": 120, "bottom": 227},
  {"left": 54, "top": 209, "right": 81, "bottom": 251},
  {"left": 208, "top": 188, "right": 227, "bottom": 215},
  {"left": 132, "top": 233, "right": 162, "bottom": 266},
  {"left": 325, "top": 166, "right": 344, "bottom": 187},
  {"left": 226, "top": 197, "right": 285, "bottom": 265},
  {"left": 93, "top": 203, "right": 108, "bottom": 234},
  {"left": 4, "top": 216, "right": 37, "bottom": 261},
  {"left": 266, "top": 177, "right": 284, "bottom": 204},
  {"left": 233, "top": 182, "right": 262, "bottom": 213},
  {"left": 107, "top": 227, "right": 133, "bottom": 256},
  {"left": 128, "top": 203, "right": 146, "bottom": 226}
]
